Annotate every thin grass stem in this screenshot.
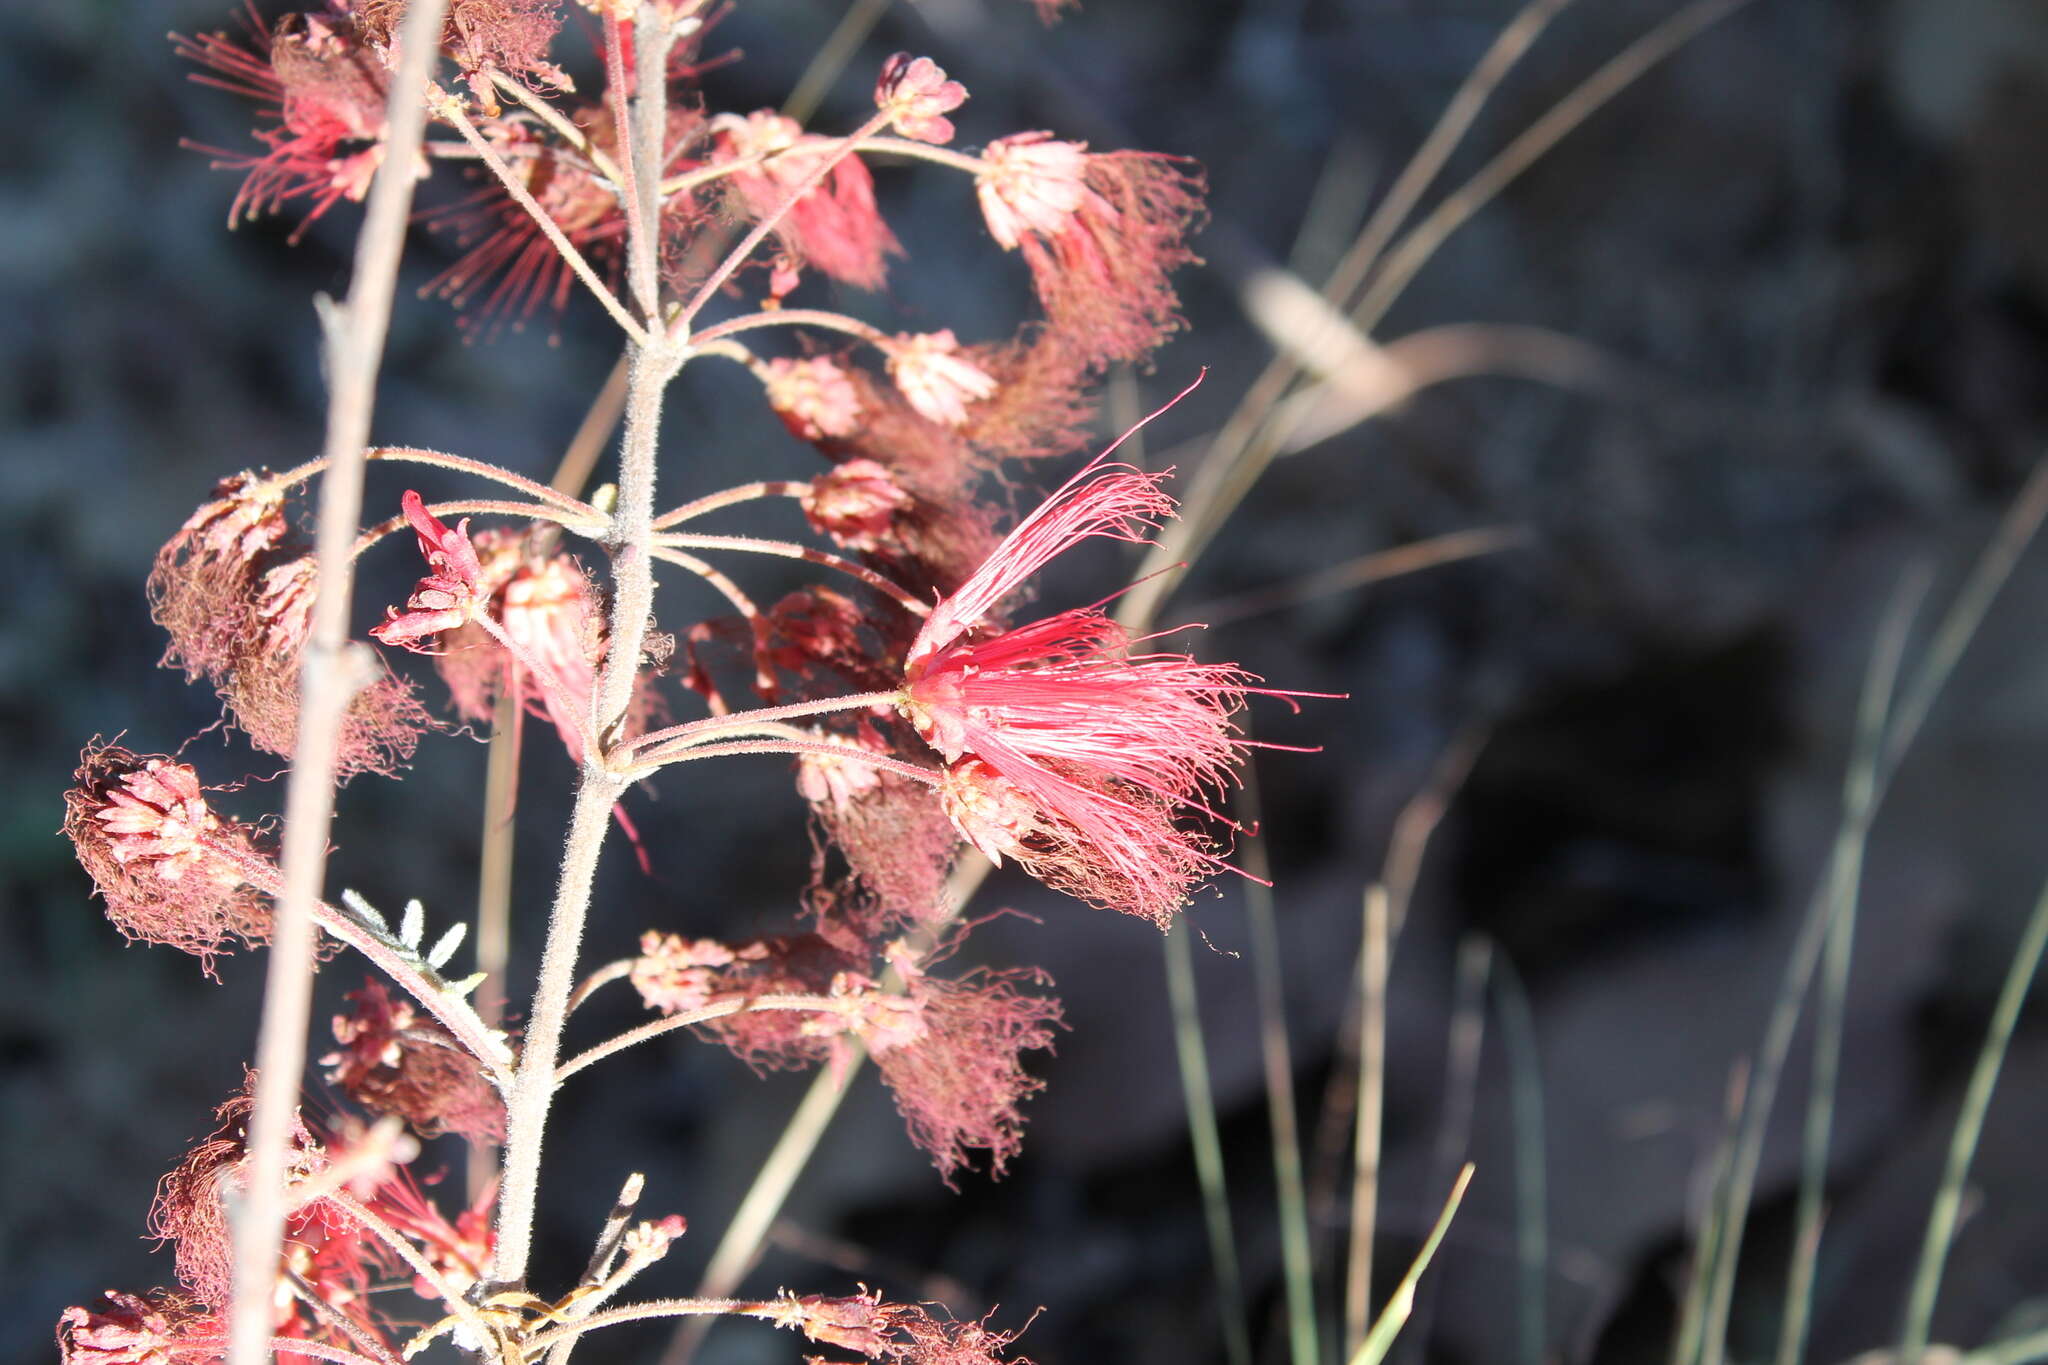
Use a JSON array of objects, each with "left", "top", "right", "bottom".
[
  {"left": 1776, "top": 566, "right": 1930, "bottom": 1365},
  {"left": 1490, "top": 950, "right": 1548, "bottom": 1365},
  {"left": 1237, "top": 752, "right": 1320, "bottom": 1365},
  {"left": 1898, "top": 876, "right": 2048, "bottom": 1364},
  {"left": 1164, "top": 916, "right": 1255, "bottom": 1365}
]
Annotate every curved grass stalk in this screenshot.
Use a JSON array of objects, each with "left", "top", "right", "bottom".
[{"left": 1897, "top": 878, "right": 2048, "bottom": 1365}]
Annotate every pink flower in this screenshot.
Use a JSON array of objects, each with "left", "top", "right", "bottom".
[
  {"left": 765, "top": 355, "right": 864, "bottom": 441},
  {"left": 172, "top": 6, "right": 396, "bottom": 241},
  {"left": 900, "top": 460, "right": 1276, "bottom": 925},
  {"left": 874, "top": 54, "right": 967, "bottom": 145},
  {"left": 886, "top": 330, "right": 998, "bottom": 427},
  {"left": 976, "top": 134, "right": 1098, "bottom": 250},
  {"left": 372, "top": 491, "right": 489, "bottom": 648},
  {"left": 976, "top": 133, "right": 1205, "bottom": 371},
  {"left": 64, "top": 744, "right": 273, "bottom": 973},
  {"left": 802, "top": 459, "right": 911, "bottom": 550},
  {"left": 713, "top": 111, "right": 901, "bottom": 291}
]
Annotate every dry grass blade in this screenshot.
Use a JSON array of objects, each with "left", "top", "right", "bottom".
[
  {"left": 1350, "top": 1164, "right": 1477, "bottom": 1365},
  {"left": 1346, "top": 884, "right": 1394, "bottom": 1357},
  {"left": 1775, "top": 566, "right": 1932, "bottom": 1365},
  {"left": 229, "top": 4, "right": 450, "bottom": 1363},
  {"left": 1189, "top": 525, "right": 1531, "bottom": 629},
  {"left": 1671, "top": 1062, "right": 1749, "bottom": 1365},
  {"left": 1122, "top": 0, "right": 1747, "bottom": 632},
  {"left": 1349, "top": 0, "right": 1762, "bottom": 338},
  {"left": 1897, "top": 875, "right": 2048, "bottom": 1364}
]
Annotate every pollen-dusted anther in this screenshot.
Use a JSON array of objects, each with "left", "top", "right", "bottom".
[
  {"left": 885, "top": 331, "right": 998, "bottom": 428},
  {"left": 711, "top": 111, "right": 901, "bottom": 292},
  {"left": 324, "top": 979, "right": 507, "bottom": 1142},
  {"left": 63, "top": 744, "right": 273, "bottom": 972},
  {"left": 975, "top": 133, "right": 1206, "bottom": 371},
  {"left": 801, "top": 459, "right": 912, "bottom": 552},
  {"left": 765, "top": 355, "right": 865, "bottom": 441},
  {"left": 874, "top": 53, "right": 966, "bottom": 145},
  {"left": 57, "top": 1291, "right": 222, "bottom": 1365}
]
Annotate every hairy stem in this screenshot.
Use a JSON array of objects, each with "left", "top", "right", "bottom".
[
  {"left": 651, "top": 533, "right": 929, "bottom": 616},
  {"left": 440, "top": 99, "right": 648, "bottom": 342},
  {"left": 491, "top": 8, "right": 683, "bottom": 1279},
  {"left": 227, "top": 6, "right": 450, "bottom": 1365},
  {"left": 270, "top": 447, "right": 605, "bottom": 517},
  {"left": 623, "top": 689, "right": 905, "bottom": 758},
  {"left": 672, "top": 109, "right": 895, "bottom": 334},
  {"left": 210, "top": 837, "right": 514, "bottom": 1090},
  {"left": 652, "top": 480, "right": 810, "bottom": 530},
  {"left": 690, "top": 308, "right": 887, "bottom": 348},
  {"left": 557, "top": 993, "right": 853, "bottom": 1081}
]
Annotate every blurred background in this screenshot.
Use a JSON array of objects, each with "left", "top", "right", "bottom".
[{"left": 10, "top": 1, "right": 2048, "bottom": 1364}]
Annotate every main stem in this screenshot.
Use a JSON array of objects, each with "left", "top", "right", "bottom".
[{"left": 492, "top": 5, "right": 682, "bottom": 1287}]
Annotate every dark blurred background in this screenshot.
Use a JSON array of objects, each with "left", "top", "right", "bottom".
[{"left": 11, "top": 1, "right": 2048, "bottom": 1364}]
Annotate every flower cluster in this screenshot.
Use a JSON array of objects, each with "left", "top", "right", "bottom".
[{"left": 61, "top": 3, "right": 1309, "bottom": 1362}]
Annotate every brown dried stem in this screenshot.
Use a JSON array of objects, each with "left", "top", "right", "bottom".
[{"left": 228, "top": 3, "right": 452, "bottom": 1364}]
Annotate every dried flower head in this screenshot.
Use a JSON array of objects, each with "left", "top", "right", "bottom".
[
  {"left": 804, "top": 756, "right": 960, "bottom": 937},
  {"left": 64, "top": 745, "right": 273, "bottom": 971},
  {"left": 874, "top": 54, "right": 967, "bottom": 145},
  {"left": 802, "top": 460, "right": 913, "bottom": 552},
  {"left": 149, "top": 1076, "right": 334, "bottom": 1311},
  {"left": 864, "top": 963, "right": 1063, "bottom": 1184},
  {"left": 324, "top": 980, "right": 507, "bottom": 1141},
  {"left": 631, "top": 931, "right": 862, "bottom": 1072},
  {"left": 58, "top": 1292, "right": 222, "bottom": 1365},
  {"left": 765, "top": 356, "right": 865, "bottom": 441},
  {"left": 757, "top": 1290, "right": 1032, "bottom": 1365},
  {"left": 977, "top": 134, "right": 1204, "bottom": 370},
  {"left": 886, "top": 331, "right": 998, "bottom": 428}
]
